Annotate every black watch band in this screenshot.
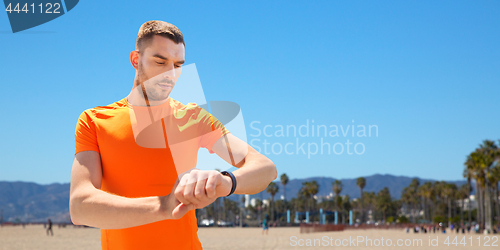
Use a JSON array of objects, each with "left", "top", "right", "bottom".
[{"left": 220, "top": 171, "right": 237, "bottom": 197}]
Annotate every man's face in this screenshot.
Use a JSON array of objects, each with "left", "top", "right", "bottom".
[{"left": 135, "top": 35, "right": 185, "bottom": 101}]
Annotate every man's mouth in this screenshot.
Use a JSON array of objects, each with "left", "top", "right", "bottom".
[{"left": 157, "top": 83, "right": 173, "bottom": 90}]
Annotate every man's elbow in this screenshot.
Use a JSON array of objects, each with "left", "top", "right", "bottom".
[
  {"left": 69, "top": 192, "right": 88, "bottom": 226},
  {"left": 69, "top": 197, "right": 82, "bottom": 225},
  {"left": 259, "top": 155, "right": 277, "bottom": 185},
  {"left": 268, "top": 161, "right": 277, "bottom": 181}
]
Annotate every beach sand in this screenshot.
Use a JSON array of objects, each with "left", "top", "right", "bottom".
[{"left": 0, "top": 225, "right": 494, "bottom": 249}]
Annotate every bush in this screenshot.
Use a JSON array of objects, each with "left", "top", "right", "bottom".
[
  {"left": 387, "top": 216, "right": 394, "bottom": 224},
  {"left": 433, "top": 216, "right": 446, "bottom": 224},
  {"left": 397, "top": 215, "right": 409, "bottom": 224}
]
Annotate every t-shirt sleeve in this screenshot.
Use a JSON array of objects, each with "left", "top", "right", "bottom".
[
  {"left": 74, "top": 110, "right": 100, "bottom": 155},
  {"left": 197, "top": 107, "right": 230, "bottom": 154}
]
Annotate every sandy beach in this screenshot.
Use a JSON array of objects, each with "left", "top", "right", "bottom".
[{"left": 1, "top": 225, "right": 495, "bottom": 249}]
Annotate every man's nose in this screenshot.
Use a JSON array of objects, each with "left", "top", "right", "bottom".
[{"left": 163, "top": 64, "right": 176, "bottom": 80}]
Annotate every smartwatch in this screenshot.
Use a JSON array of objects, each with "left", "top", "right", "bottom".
[{"left": 220, "top": 171, "right": 237, "bottom": 197}]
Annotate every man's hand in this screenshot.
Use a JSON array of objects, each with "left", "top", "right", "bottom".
[{"left": 163, "top": 169, "right": 232, "bottom": 219}]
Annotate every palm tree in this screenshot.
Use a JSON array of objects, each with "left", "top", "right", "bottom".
[
  {"left": 490, "top": 162, "right": 500, "bottom": 226},
  {"left": 299, "top": 181, "right": 319, "bottom": 218},
  {"left": 363, "top": 191, "right": 376, "bottom": 223},
  {"left": 280, "top": 173, "right": 289, "bottom": 220},
  {"left": 280, "top": 174, "right": 289, "bottom": 201},
  {"left": 266, "top": 182, "right": 279, "bottom": 222},
  {"left": 342, "top": 195, "right": 352, "bottom": 224},
  {"left": 463, "top": 167, "right": 474, "bottom": 227},
  {"left": 464, "top": 140, "right": 499, "bottom": 232},
  {"left": 457, "top": 184, "right": 469, "bottom": 225},
  {"left": 332, "top": 180, "right": 343, "bottom": 223},
  {"left": 376, "top": 187, "right": 391, "bottom": 222},
  {"left": 356, "top": 177, "right": 366, "bottom": 223},
  {"left": 299, "top": 182, "right": 310, "bottom": 210},
  {"left": 401, "top": 187, "right": 413, "bottom": 222},
  {"left": 479, "top": 140, "right": 497, "bottom": 233},
  {"left": 417, "top": 182, "right": 433, "bottom": 222},
  {"left": 240, "top": 195, "right": 246, "bottom": 227},
  {"left": 442, "top": 183, "right": 457, "bottom": 225},
  {"left": 401, "top": 179, "right": 420, "bottom": 223},
  {"left": 332, "top": 180, "right": 343, "bottom": 210},
  {"left": 308, "top": 181, "right": 319, "bottom": 214}
]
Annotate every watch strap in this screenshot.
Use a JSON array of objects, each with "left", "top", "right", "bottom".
[{"left": 220, "top": 171, "right": 236, "bottom": 196}]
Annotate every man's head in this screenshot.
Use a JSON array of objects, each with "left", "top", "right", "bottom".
[{"left": 131, "top": 21, "right": 185, "bottom": 103}]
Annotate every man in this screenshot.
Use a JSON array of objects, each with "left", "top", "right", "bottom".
[
  {"left": 69, "top": 20, "right": 277, "bottom": 249},
  {"left": 262, "top": 214, "right": 269, "bottom": 235},
  {"left": 46, "top": 219, "right": 53, "bottom": 236}
]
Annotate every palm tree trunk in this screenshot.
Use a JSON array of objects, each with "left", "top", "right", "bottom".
[
  {"left": 430, "top": 200, "right": 434, "bottom": 223},
  {"left": 427, "top": 199, "right": 431, "bottom": 222},
  {"left": 468, "top": 198, "right": 471, "bottom": 226},
  {"left": 412, "top": 203, "right": 416, "bottom": 223},
  {"left": 360, "top": 190, "right": 364, "bottom": 223},
  {"left": 448, "top": 198, "right": 452, "bottom": 225},
  {"left": 240, "top": 202, "right": 243, "bottom": 227},
  {"left": 271, "top": 196, "right": 274, "bottom": 222},
  {"left": 423, "top": 198, "right": 427, "bottom": 222},
  {"left": 496, "top": 184, "right": 500, "bottom": 227},
  {"left": 283, "top": 184, "right": 287, "bottom": 222},
  {"left": 477, "top": 182, "right": 483, "bottom": 230},
  {"left": 461, "top": 197, "right": 464, "bottom": 225},
  {"left": 492, "top": 184, "right": 499, "bottom": 227},
  {"left": 284, "top": 185, "right": 287, "bottom": 205},
  {"left": 484, "top": 182, "right": 493, "bottom": 233},
  {"left": 223, "top": 197, "right": 226, "bottom": 222},
  {"left": 452, "top": 197, "right": 455, "bottom": 220},
  {"left": 467, "top": 183, "right": 472, "bottom": 227}
]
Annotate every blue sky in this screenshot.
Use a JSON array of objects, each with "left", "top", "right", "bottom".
[{"left": 0, "top": 1, "right": 499, "bottom": 184}]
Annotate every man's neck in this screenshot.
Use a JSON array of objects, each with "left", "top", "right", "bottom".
[{"left": 127, "top": 85, "right": 169, "bottom": 107}]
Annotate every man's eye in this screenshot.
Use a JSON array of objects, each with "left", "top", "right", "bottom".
[
  {"left": 155, "top": 61, "right": 164, "bottom": 65},
  {"left": 174, "top": 64, "right": 182, "bottom": 68}
]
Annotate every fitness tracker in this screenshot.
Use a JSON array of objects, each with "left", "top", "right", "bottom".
[{"left": 220, "top": 171, "right": 237, "bottom": 197}]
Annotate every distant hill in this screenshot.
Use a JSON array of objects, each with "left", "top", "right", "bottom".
[
  {"left": 0, "top": 181, "right": 70, "bottom": 223},
  {"left": 247, "top": 174, "right": 468, "bottom": 201},
  {"left": 0, "top": 174, "right": 467, "bottom": 222}
]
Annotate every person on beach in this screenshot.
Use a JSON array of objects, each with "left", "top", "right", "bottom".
[
  {"left": 262, "top": 214, "right": 269, "bottom": 235},
  {"left": 46, "top": 219, "right": 53, "bottom": 236},
  {"left": 69, "top": 20, "right": 277, "bottom": 249}
]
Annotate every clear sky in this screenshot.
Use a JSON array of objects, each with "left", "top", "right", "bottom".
[{"left": 1, "top": 1, "right": 499, "bottom": 184}]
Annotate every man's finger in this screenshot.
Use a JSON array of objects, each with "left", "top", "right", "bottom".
[
  {"left": 183, "top": 174, "right": 200, "bottom": 205},
  {"left": 205, "top": 173, "right": 218, "bottom": 199},
  {"left": 174, "top": 175, "right": 191, "bottom": 205},
  {"left": 194, "top": 175, "right": 208, "bottom": 201},
  {"left": 172, "top": 203, "right": 194, "bottom": 219}
]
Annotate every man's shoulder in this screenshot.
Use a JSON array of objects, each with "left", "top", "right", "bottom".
[{"left": 77, "top": 98, "right": 128, "bottom": 120}]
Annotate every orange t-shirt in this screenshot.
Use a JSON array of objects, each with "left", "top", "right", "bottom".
[{"left": 74, "top": 97, "right": 230, "bottom": 250}]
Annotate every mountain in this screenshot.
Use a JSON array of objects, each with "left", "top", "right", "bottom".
[
  {"left": 0, "top": 174, "right": 467, "bottom": 222},
  {"left": 0, "top": 181, "right": 70, "bottom": 223},
  {"left": 246, "top": 174, "right": 468, "bottom": 201}
]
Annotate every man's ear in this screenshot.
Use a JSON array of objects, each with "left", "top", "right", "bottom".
[{"left": 130, "top": 50, "right": 139, "bottom": 70}]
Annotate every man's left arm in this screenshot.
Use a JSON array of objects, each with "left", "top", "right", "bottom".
[{"left": 210, "top": 133, "right": 277, "bottom": 195}]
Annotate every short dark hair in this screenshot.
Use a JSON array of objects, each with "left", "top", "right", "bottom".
[{"left": 136, "top": 21, "right": 184, "bottom": 51}]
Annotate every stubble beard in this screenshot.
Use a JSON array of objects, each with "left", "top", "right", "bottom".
[{"left": 136, "top": 63, "right": 173, "bottom": 102}]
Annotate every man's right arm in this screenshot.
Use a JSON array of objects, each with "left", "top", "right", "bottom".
[{"left": 69, "top": 151, "right": 193, "bottom": 229}]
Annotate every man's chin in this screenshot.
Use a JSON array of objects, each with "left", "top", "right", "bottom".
[{"left": 148, "top": 94, "right": 170, "bottom": 102}]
